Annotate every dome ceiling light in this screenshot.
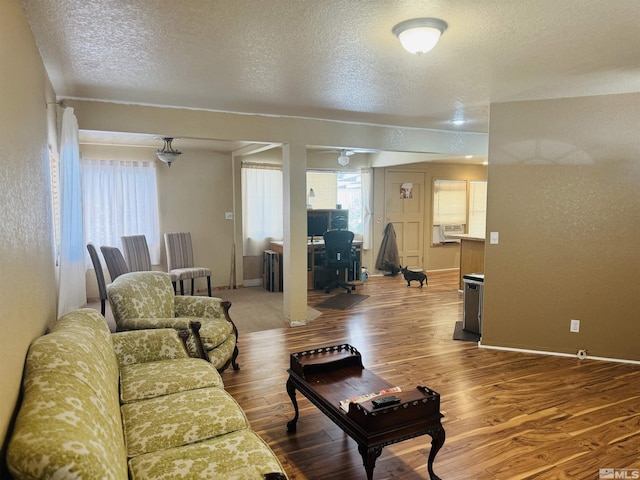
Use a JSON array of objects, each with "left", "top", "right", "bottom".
[{"left": 392, "top": 18, "right": 448, "bottom": 54}]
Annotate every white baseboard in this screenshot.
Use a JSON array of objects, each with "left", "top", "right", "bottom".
[
  {"left": 479, "top": 343, "right": 640, "bottom": 365},
  {"left": 243, "top": 278, "right": 263, "bottom": 287}
]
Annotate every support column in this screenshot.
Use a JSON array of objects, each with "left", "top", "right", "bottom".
[{"left": 282, "top": 143, "right": 308, "bottom": 326}]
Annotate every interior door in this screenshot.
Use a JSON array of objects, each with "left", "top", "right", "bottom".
[{"left": 385, "top": 171, "right": 425, "bottom": 269}]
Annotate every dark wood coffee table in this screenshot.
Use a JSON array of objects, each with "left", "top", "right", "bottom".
[{"left": 286, "top": 344, "right": 445, "bottom": 480}]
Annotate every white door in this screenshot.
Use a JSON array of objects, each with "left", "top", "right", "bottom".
[{"left": 385, "top": 171, "right": 425, "bottom": 269}]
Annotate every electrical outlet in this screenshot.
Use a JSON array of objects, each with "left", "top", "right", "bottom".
[
  {"left": 225, "top": 212, "right": 233, "bottom": 220},
  {"left": 570, "top": 319, "right": 580, "bottom": 333}
]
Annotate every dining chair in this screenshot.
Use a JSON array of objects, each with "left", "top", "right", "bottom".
[
  {"left": 121, "top": 235, "right": 152, "bottom": 272},
  {"left": 99, "top": 246, "right": 129, "bottom": 282},
  {"left": 164, "top": 232, "right": 211, "bottom": 296},
  {"left": 86, "top": 242, "right": 108, "bottom": 315},
  {"left": 121, "top": 234, "right": 179, "bottom": 292}
]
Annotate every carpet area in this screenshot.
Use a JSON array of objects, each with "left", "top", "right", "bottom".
[
  {"left": 315, "top": 293, "right": 369, "bottom": 310},
  {"left": 215, "top": 287, "right": 322, "bottom": 334},
  {"left": 452, "top": 320, "right": 481, "bottom": 342},
  {"left": 90, "top": 287, "right": 323, "bottom": 334}
]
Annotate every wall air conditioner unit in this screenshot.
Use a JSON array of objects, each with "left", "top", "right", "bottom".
[{"left": 440, "top": 223, "right": 465, "bottom": 243}]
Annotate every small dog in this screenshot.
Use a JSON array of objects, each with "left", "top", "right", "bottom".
[{"left": 400, "top": 266, "right": 428, "bottom": 288}]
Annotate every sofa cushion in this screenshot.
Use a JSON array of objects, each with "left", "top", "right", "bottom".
[
  {"left": 112, "top": 328, "right": 190, "bottom": 366},
  {"left": 206, "top": 333, "right": 237, "bottom": 370},
  {"left": 120, "top": 357, "right": 224, "bottom": 403},
  {"left": 117, "top": 317, "right": 234, "bottom": 358},
  {"left": 121, "top": 387, "right": 250, "bottom": 457},
  {"left": 128, "top": 429, "right": 287, "bottom": 480}
]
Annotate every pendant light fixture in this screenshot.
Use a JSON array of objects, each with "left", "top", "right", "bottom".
[{"left": 155, "top": 137, "right": 182, "bottom": 167}]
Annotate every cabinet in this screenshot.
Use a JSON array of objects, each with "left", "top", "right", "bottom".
[
  {"left": 449, "top": 235, "right": 485, "bottom": 290},
  {"left": 263, "top": 250, "right": 281, "bottom": 292}
]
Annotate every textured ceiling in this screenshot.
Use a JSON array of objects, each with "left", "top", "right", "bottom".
[{"left": 21, "top": 0, "right": 640, "bottom": 138}]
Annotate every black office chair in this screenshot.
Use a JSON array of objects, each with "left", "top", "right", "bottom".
[{"left": 322, "top": 229, "right": 356, "bottom": 294}]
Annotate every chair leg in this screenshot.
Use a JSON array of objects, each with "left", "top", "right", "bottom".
[
  {"left": 180, "top": 280, "right": 184, "bottom": 296},
  {"left": 231, "top": 345, "right": 240, "bottom": 370},
  {"left": 100, "top": 299, "right": 106, "bottom": 316},
  {"left": 207, "top": 276, "right": 211, "bottom": 297},
  {"left": 191, "top": 278, "right": 195, "bottom": 295},
  {"left": 172, "top": 281, "right": 177, "bottom": 294}
]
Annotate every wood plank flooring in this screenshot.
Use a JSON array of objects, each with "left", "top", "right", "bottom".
[{"left": 223, "top": 270, "right": 640, "bottom": 480}]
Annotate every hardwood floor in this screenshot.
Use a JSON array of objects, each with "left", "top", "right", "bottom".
[{"left": 223, "top": 270, "right": 640, "bottom": 480}]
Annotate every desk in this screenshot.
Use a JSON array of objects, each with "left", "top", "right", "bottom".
[{"left": 270, "top": 239, "right": 362, "bottom": 290}]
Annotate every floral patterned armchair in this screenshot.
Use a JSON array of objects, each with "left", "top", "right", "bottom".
[{"left": 107, "top": 271, "right": 239, "bottom": 372}]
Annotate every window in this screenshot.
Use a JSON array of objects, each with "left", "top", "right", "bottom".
[
  {"left": 241, "top": 163, "right": 283, "bottom": 256},
  {"left": 81, "top": 159, "right": 160, "bottom": 266},
  {"left": 307, "top": 171, "right": 363, "bottom": 233},
  {"left": 432, "top": 179, "right": 487, "bottom": 244},
  {"left": 433, "top": 180, "right": 467, "bottom": 226},
  {"left": 468, "top": 181, "right": 487, "bottom": 238}
]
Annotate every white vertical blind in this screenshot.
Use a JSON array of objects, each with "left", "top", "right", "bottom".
[
  {"left": 468, "top": 181, "right": 487, "bottom": 237},
  {"left": 433, "top": 180, "right": 467, "bottom": 225}
]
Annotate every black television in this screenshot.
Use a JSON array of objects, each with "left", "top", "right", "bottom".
[{"left": 307, "top": 215, "right": 328, "bottom": 242}]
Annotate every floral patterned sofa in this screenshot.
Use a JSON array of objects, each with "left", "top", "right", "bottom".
[
  {"left": 6, "top": 308, "right": 287, "bottom": 480},
  {"left": 107, "top": 271, "right": 239, "bottom": 372}
]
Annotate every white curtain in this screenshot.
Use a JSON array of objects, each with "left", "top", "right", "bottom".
[
  {"left": 241, "top": 163, "right": 283, "bottom": 256},
  {"left": 361, "top": 168, "right": 373, "bottom": 249},
  {"left": 81, "top": 159, "right": 160, "bottom": 264},
  {"left": 57, "top": 108, "right": 86, "bottom": 317}
]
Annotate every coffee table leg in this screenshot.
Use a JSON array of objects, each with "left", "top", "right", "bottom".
[
  {"left": 286, "top": 377, "right": 299, "bottom": 433},
  {"left": 427, "top": 424, "right": 446, "bottom": 480},
  {"left": 358, "top": 444, "right": 382, "bottom": 480}
]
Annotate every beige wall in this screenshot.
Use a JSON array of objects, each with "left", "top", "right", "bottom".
[
  {"left": 370, "top": 162, "right": 488, "bottom": 274},
  {"left": 157, "top": 149, "right": 236, "bottom": 291},
  {"left": 82, "top": 144, "right": 236, "bottom": 297},
  {"left": 483, "top": 94, "right": 640, "bottom": 361},
  {"left": 0, "top": 0, "right": 58, "bottom": 470}
]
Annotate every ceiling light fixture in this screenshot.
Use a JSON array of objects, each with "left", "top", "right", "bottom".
[
  {"left": 337, "top": 150, "right": 352, "bottom": 166},
  {"left": 392, "top": 17, "right": 448, "bottom": 54},
  {"left": 155, "top": 137, "right": 182, "bottom": 167}
]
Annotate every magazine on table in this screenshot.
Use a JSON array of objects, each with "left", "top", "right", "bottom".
[{"left": 339, "top": 387, "right": 402, "bottom": 412}]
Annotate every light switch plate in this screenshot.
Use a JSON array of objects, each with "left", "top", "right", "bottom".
[
  {"left": 225, "top": 212, "right": 233, "bottom": 220},
  {"left": 490, "top": 231, "right": 499, "bottom": 244}
]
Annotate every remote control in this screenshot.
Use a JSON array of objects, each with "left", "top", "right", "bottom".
[{"left": 371, "top": 395, "right": 401, "bottom": 408}]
